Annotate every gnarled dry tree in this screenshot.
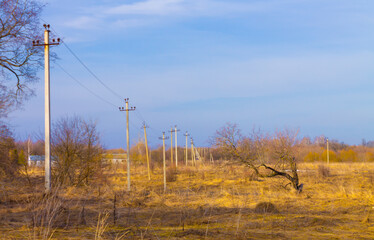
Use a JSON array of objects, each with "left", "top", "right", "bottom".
[{"left": 213, "top": 123, "right": 303, "bottom": 192}]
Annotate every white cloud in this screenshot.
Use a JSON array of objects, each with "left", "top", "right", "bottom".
[
  {"left": 56, "top": 0, "right": 374, "bottom": 33},
  {"left": 62, "top": 0, "right": 276, "bottom": 30},
  {"left": 105, "top": 0, "right": 186, "bottom": 16},
  {"left": 104, "top": 0, "right": 271, "bottom": 17},
  {"left": 64, "top": 16, "right": 103, "bottom": 30}
]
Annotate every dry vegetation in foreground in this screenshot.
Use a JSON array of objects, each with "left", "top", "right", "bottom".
[{"left": 2, "top": 162, "right": 374, "bottom": 239}]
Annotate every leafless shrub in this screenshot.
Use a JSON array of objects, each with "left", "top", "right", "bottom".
[
  {"left": 181, "top": 167, "right": 197, "bottom": 177},
  {"left": 318, "top": 165, "right": 331, "bottom": 178},
  {"left": 29, "top": 189, "right": 64, "bottom": 239},
  {"left": 0, "top": 124, "right": 18, "bottom": 177},
  {"left": 254, "top": 202, "right": 278, "bottom": 214},
  {"left": 166, "top": 167, "right": 178, "bottom": 182},
  {"left": 244, "top": 168, "right": 258, "bottom": 181},
  {"left": 51, "top": 116, "right": 103, "bottom": 186}
]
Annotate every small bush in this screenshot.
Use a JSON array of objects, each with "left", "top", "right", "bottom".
[
  {"left": 244, "top": 169, "right": 258, "bottom": 181},
  {"left": 318, "top": 165, "right": 330, "bottom": 178},
  {"left": 254, "top": 202, "right": 278, "bottom": 214},
  {"left": 166, "top": 167, "right": 178, "bottom": 182},
  {"left": 181, "top": 167, "right": 197, "bottom": 177}
]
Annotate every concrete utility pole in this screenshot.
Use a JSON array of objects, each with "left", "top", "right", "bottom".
[
  {"left": 159, "top": 132, "right": 169, "bottom": 192},
  {"left": 191, "top": 138, "right": 195, "bottom": 166},
  {"left": 33, "top": 24, "right": 60, "bottom": 192},
  {"left": 119, "top": 99, "right": 136, "bottom": 191},
  {"left": 184, "top": 131, "right": 189, "bottom": 166},
  {"left": 142, "top": 122, "right": 151, "bottom": 180},
  {"left": 174, "top": 125, "right": 180, "bottom": 168},
  {"left": 27, "top": 137, "right": 31, "bottom": 165},
  {"left": 327, "top": 138, "right": 330, "bottom": 164},
  {"left": 169, "top": 128, "right": 174, "bottom": 165}
]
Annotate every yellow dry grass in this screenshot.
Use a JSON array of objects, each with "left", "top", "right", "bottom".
[{"left": 1, "top": 162, "right": 374, "bottom": 239}]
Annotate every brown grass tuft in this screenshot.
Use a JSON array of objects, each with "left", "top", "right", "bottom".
[
  {"left": 166, "top": 167, "right": 178, "bottom": 182},
  {"left": 318, "top": 164, "right": 331, "bottom": 178},
  {"left": 254, "top": 202, "right": 278, "bottom": 214}
]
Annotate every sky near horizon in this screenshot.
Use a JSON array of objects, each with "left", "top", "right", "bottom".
[{"left": 8, "top": 0, "right": 374, "bottom": 148}]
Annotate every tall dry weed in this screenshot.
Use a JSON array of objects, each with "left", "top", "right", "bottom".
[
  {"left": 94, "top": 211, "right": 110, "bottom": 240},
  {"left": 28, "top": 188, "right": 64, "bottom": 240}
]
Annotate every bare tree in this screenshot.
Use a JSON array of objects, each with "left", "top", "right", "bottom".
[
  {"left": 0, "top": 124, "right": 17, "bottom": 177},
  {"left": 51, "top": 116, "right": 103, "bottom": 186},
  {"left": 0, "top": 0, "right": 45, "bottom": 110},
  {"left": 213, "top": 123, "right": 303, "bottom": 192},
  {"left": 263, "top": 129, "right": 302, "bottom": 191}
]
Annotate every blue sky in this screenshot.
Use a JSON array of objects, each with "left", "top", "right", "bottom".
[{"left": 8, "top": 0, "right": 374, "bottom": 148}]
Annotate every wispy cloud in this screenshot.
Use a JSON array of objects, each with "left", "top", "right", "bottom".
[
  {"left": 104, "top": 0, "right": 276, "bottom": 17},
  {"left": 105, "top": 0, "right": 187, "bottom": 16},
  {"left": 64, "top": 16, "right": 103, "bottom": 30},
  {"left": 63, "top": 0, "right": 275, "bottom": 30}
]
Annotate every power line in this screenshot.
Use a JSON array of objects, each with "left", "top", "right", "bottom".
[
  {"left": 40, "top": 20, "right": 124, "bottom": 100},
  {"left": 55, "top": 62, "right": 119, "bottom": 108},
  {"left": 134, "top": 109, "right": 146, "bottom": 122},
  {"left": 58, "top": 36, "right": 162, "bottom": 135},
  {"left": 61, "top": 42, "right": 124, "bottom": 100},
  {"left": 41, "top": 20, "right": 166, "bottom": 140}
]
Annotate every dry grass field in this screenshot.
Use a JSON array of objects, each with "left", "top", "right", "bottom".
[{"left": 1, "top": 161, "right": 374, "bottom": 239}]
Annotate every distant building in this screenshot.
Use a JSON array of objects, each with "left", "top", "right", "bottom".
[
  {"left": 102, "top": 153, "right": 127, "bottom": 164},
  {"left": 28, "top": 153, "right": 128, "bottom": 166},
  {"left": 28, "top": 155, "right": 45, "bottom": 166}
]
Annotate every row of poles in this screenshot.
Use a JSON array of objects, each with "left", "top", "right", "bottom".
[
  {"left": 121, "top": 96, "right": 200, "bottom": 192},
  {"left": 158, "top": 128, "right": 200, "bottom": 192},
  {"left": 33, "top": 24, "right": 205, "bottom": 193}
]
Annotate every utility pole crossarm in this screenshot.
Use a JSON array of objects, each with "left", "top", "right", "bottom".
[
  {"left": 32, "top": 25, "right": 61, "bottom": 47},
  {"left": 119, "top": 98, "right": 136, "bottom": 112}
]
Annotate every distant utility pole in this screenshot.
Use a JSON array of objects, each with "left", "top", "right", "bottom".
[
  {"left": 210, "top": 153, "right": 214, "bottom": 165},
  {"left": 327, "top": 138, "right": 330, "bottom": 164},
  {"left": 119, "top": 98, "right": 136, "bottom": 191},
  {"left": 169, "top": 128, "right": 175, "bottom": 165},
  {"left": 159, "top": 132, "right": 169, "bottom": 192},
  {"left": 184, "top": 131, "right": 190, "bottom": 166},
  {"left": 27, "top": 137, "right": 31, "bottom": 166},
  {"left": 174, "top": 125, "right": 180, "bottom": 168},
  {"left": 191, "top": 138, "right": 195, "bottom": 166},
  {"left": 142, "top": 122, "right": 151, "bottom": 180},
  {"left": 33, "top": 24, "right": 60, "bottom": 192}
]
